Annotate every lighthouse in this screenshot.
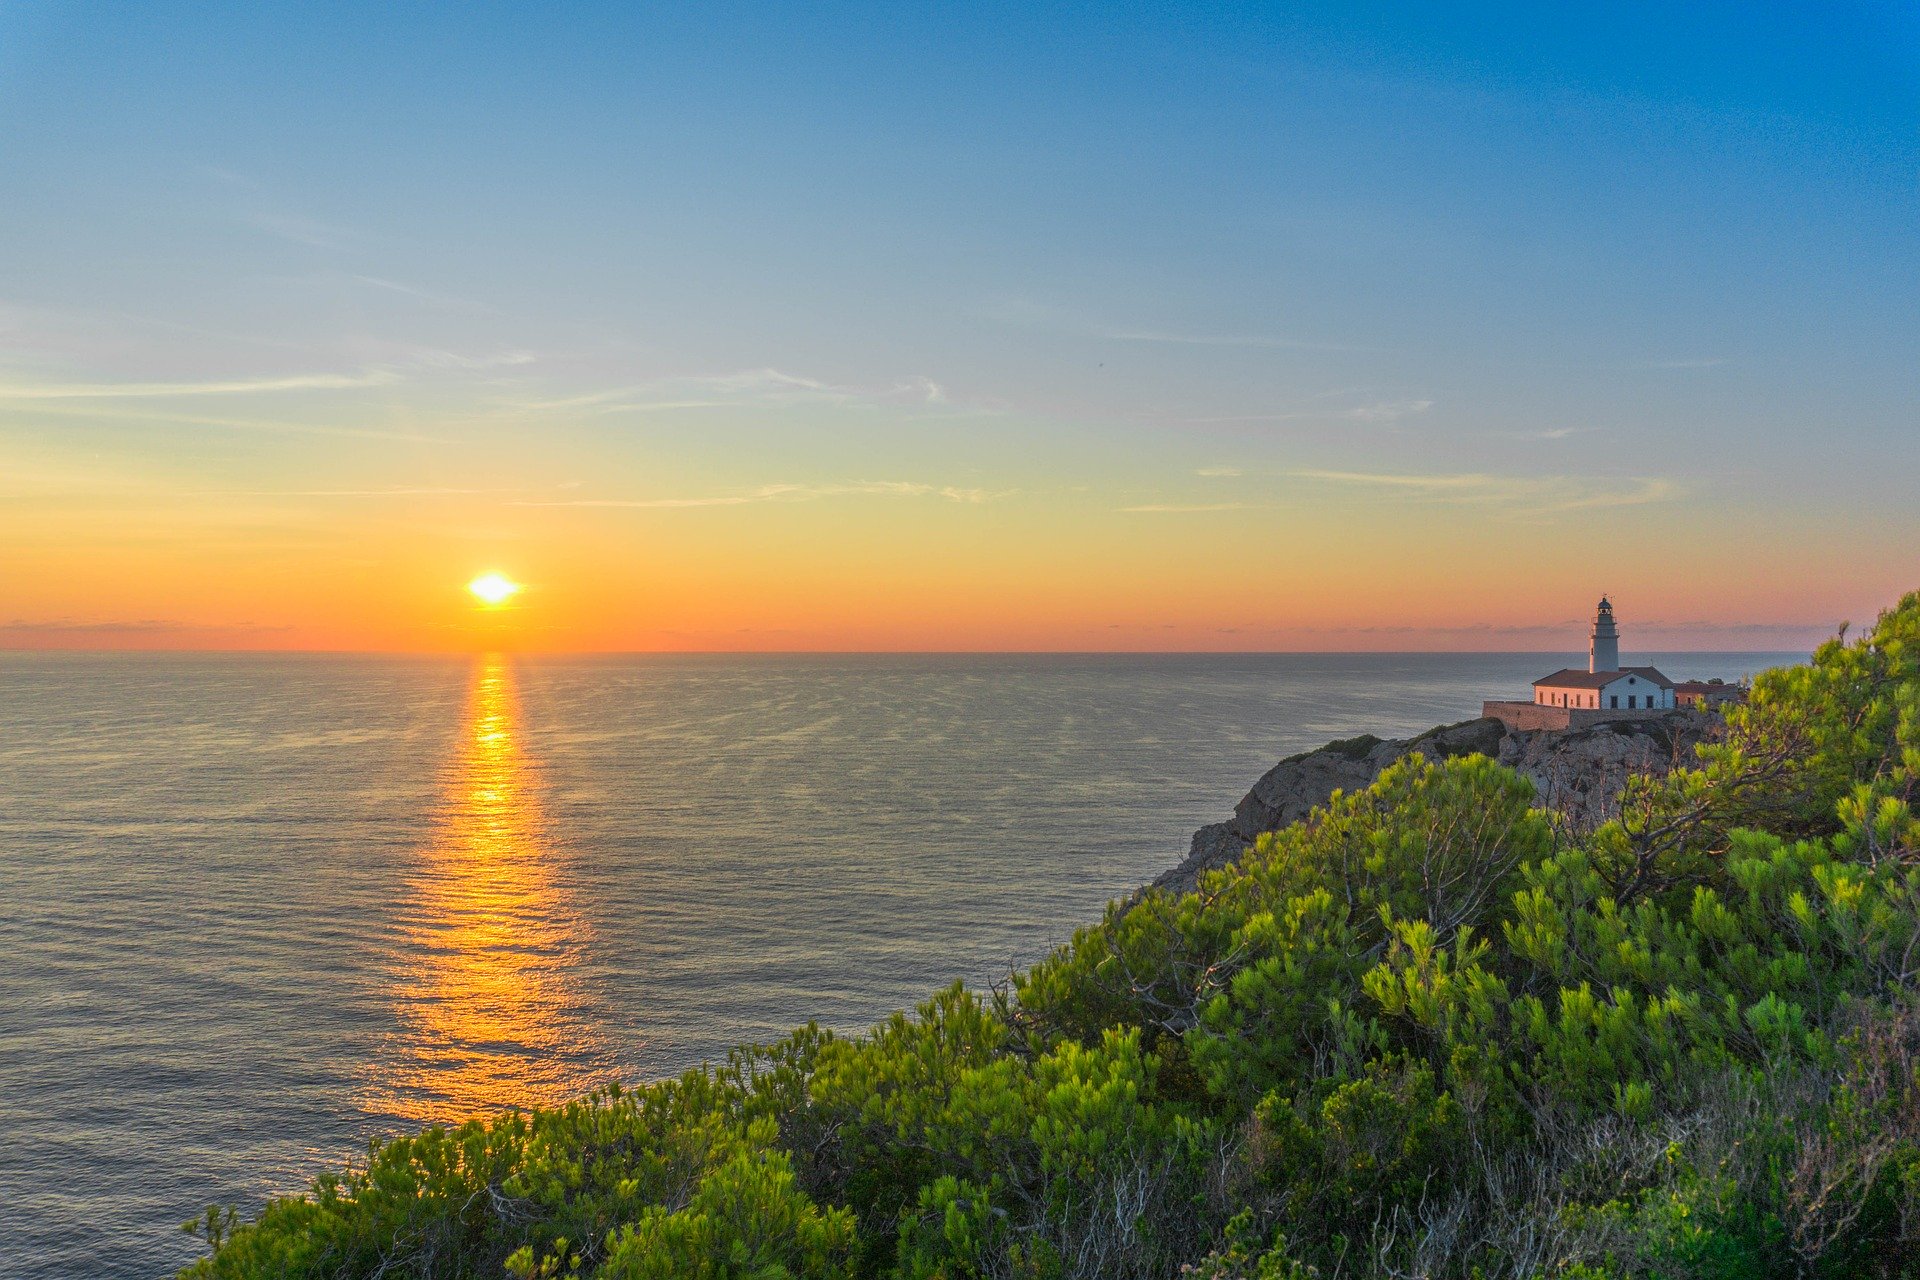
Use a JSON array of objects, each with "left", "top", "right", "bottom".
[
  {"left": 1588, "top": 597, "right": 1620, "bottom": 673},
  {"left": 1485, "top": 596, "right": 1680, "bottom": 725}
]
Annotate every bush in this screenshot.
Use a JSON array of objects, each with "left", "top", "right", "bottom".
[{"left": 184, "top": 593, "right": 1920, "bottom": 1279}]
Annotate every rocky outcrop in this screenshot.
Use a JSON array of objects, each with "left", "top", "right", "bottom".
[{"left": 1151, "top": 711, "right": 1719, "bottom": 896}]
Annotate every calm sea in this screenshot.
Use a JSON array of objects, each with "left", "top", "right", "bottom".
[{"left": 0, "top": 650, "right": 1796, "bottom": 1278}]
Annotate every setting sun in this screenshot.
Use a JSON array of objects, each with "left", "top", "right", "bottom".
[{"left": 467, "top": 573, "right": 522, "bottom": 606}]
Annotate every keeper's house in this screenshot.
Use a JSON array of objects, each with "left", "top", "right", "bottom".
[
  {"left": 1531, "top": 666, "right": 1675, "bottom": 713},
  {"left": 1483, "top": 598, "right": 1680, "bottom": 731}
]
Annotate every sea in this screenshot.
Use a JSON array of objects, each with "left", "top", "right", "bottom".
[{"left": 0, "top": 650, "right": 1798, "bottom": 1278}]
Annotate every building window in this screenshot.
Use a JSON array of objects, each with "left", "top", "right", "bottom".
[
  {"left": 1629, "top": 695, "right": 1637, "bottom": 709},
  {"left": 1611, "top": 695, "right": 1619, "bottom": 708}
]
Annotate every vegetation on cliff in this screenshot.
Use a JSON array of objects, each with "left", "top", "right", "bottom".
[{"left": 183, "top": 594, "right": 1920, "bottom": 1279}]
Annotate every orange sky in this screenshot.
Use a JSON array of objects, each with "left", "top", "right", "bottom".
[
  {"left": 3, "top": 450, "right": 1898, "bottom": 652},
  {"left": 5, "top": 6, "right": 1916, "bottom": 652}
]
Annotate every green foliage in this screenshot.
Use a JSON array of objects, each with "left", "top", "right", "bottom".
[
  {"left": 1179, "top": 1212, "right": 1321, "bottom": 1279},
  {"left": 1587, "top": 590, "right": 1920, "bottom": 903},
  {"left": 181, "top": 1030, "right": 848, "bottom": 1280},
  {"left": 593, "top": 1127, "right": 856, "bottom": 1280},
  {"left": 1246, "top": 1053, "right": 1463, "bottom": 1250},
  {"left": 1015, "top": 751, "right": 1552, "bottom": 1112},
  {"left": 183, "top": 593, "right": 1920, "bottom": 1279}
]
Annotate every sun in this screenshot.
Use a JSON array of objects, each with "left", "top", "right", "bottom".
[{"left": 467, "top": 572, "right": 522, "bottom": 606}]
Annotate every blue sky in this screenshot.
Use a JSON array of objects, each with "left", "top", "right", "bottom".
[{"left": 2, "top": 3, "right": 1915, "bottom": 648}]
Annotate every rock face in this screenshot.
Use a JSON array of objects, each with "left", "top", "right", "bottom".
[{"left": 1151, "top": 711, "right": 1719, "bottom": 897}]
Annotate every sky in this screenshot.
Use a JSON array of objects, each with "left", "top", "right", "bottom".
[{"left": 1, "top": 2, "right": 1915, "bottom": 652}]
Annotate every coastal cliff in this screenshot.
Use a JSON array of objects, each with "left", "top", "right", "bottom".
[{"left": 1153, "top": 709, "right": 1719, "bottom": 895}]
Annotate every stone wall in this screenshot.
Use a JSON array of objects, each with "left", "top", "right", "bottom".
[
  {"left": 1482, "top": 700, "right": 1570, "bottom": 731},
  {"left": 1482, "top": 700, "right": 1682, "bottom": 732}
]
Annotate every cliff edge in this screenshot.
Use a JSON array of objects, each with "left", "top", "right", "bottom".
[{"left": 1152, "top": 710, "right": 1719, "bottom": 896}]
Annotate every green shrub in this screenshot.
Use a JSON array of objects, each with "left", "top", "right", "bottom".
[{"left": 184, "top": 593, "right": 1920, "bottom": 1279}]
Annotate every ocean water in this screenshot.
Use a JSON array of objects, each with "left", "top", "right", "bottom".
[{"left": 0, "top": 650, "right": 1796, "bottom": 1278}]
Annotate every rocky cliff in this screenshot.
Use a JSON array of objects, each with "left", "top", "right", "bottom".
[{"left": 1152, "top": 710, "right": 1720, "bottom": 896}]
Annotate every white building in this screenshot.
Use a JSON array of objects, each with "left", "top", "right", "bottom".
[{"left": 1531, "top": 597, "right": 1675, "bottom": 711}]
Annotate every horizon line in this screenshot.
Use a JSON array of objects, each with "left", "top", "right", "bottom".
[{"left": 0, "top": 645, "right": 1817, "bottom": 658}]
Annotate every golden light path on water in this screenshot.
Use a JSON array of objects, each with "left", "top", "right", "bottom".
[{"left": 366, "top": 655, "right": 613, "bottom": 1124}]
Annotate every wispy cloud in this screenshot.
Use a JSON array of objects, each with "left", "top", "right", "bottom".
[
  {"left": 0, "top": 297, "right": 317, "bottom": 363},
  {"left": 0, "top": 370, "right": 398, "bottom": 400},
  {"left": 1342, "top": 399, "right": 1432, "bottom": 422},
  {"left": 1107, "top": 329, "right": 1352, "bottom": 351},
  {"left": 348, "top": 274, "right": 507, "bottom": 317},
  {"left": 1120, "top": 502, "right": 1253, "bottom": 513},
  {"left": 205, "top": 166, "right": 363, "bottom": 251},
  {"left": 243, "top": 270, "right": 512, "bottom": 323},
  {"left": 1272, "top": 616, "right": 1821, "bottom": 642},
  {"left": 1175, "top": 398, "right": 1433, "bottom": 425},
  {"left": 1, "top": 617, "right": 291, "bottom": 635},
  {"left": 196, "top": 487, "right": 517, "bottom": 499},
  {"left": 515, "top": 367, "right": 950, "bottom": 416},
  {"left": 1637, "top": 357, "right": 1729, "bottom": 370},
  {"left": 8, "top": 400, "right": 456, "bottom": 444},
  {"left": 1504, "top": 426, "right": 1589, "bottom": 441},
  {"left": 978, "top": 297, "right": 1358, "bottom": 352},
  {"left": 1545, "top": 478, "right": 1682, "bottom": 512},
  {"left": 1, "top": 617, "right": 189, "bottom": 634},
  {"left": 524, "top": 391, "right": 731, "bottom": 413},
  {"left": 1195, "top": 466, "right": 1243, "bottom": 477},
  {"left": 240, "top": 210, "right": 356, "bottom": 249},
  {"left": 517, "top": 481, "right": 1006, "bottom": 509},
  {"left": 1290, "top": 469, "right": 1678, "bottom": 515},
  {"left": 396, "top": 347, "right": 538, "bottom": 371}
]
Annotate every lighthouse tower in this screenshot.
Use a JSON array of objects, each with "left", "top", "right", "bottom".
[{"left": 1588, "top": 597, "right": 1620, "bottom": 673}]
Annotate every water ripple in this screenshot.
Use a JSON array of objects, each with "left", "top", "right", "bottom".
[{"left": 0, "top": 649, "right": 1792, "bottom": 1278}]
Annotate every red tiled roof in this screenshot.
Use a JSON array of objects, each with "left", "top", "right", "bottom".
[
  {"left": 1531, "top": 669, "right": 1612, "bottom": 689},
  {"left": 1532, "top": 666, "right": 1674, "bottom": 690}
]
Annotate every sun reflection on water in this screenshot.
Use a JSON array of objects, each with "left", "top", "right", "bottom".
[{"left": 367, "top": 655, "right": 611, "bottom": 1124}]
